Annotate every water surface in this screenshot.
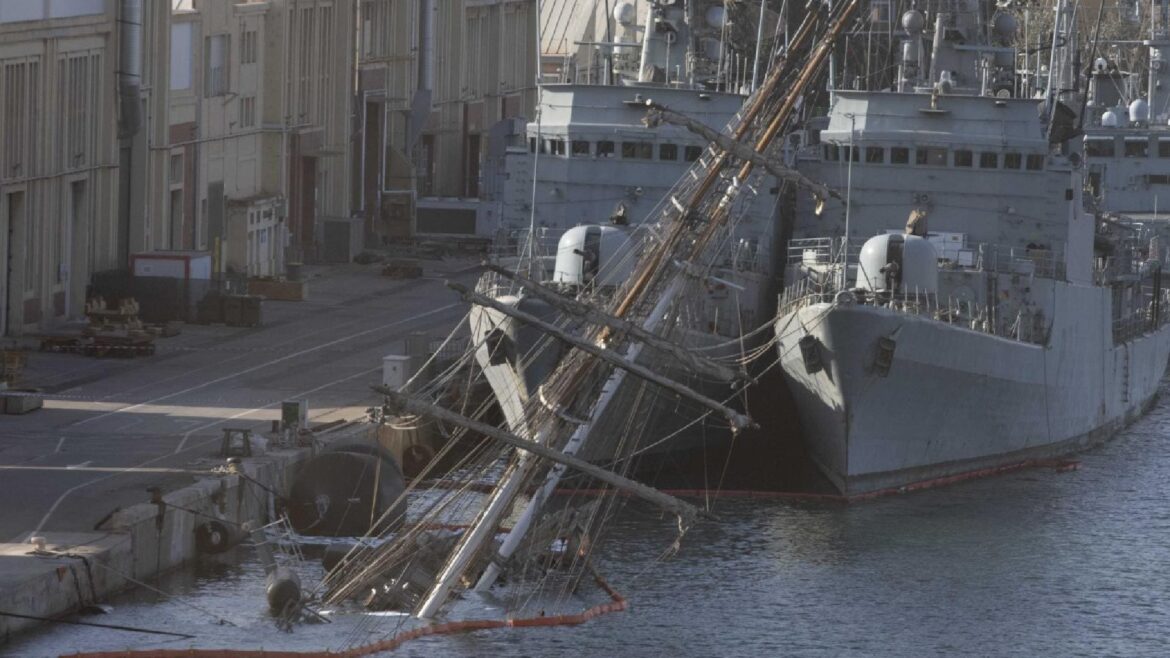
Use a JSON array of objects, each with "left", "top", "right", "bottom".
[{"left": 11, "top": 385, "right": 1170, "bottom": 657}]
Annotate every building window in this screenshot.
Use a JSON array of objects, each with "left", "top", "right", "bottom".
[
  {"left": 241, "top": 30, "right": 258, "bottom": 65},
  {"left": 841, "top": 145, "right": 859, "bottom": 162},
  {"left": 240, "top": 96, "right": 256, "bottom": 128},
  {"left": 659, "top": 143, "right": 678, "bottom": 161},
  {"left": 684, "top": 145, "right": 703, "bottom": 162},
  {"left": 539, "top": 138, "right": 547, "bottom": 154},
  {"left": 621, "top": 141, "right": 653, "bottom": 159},
  {"left": 571, "top": 140, "right": 590, "bottom": 157},
  {"left": 916, "top": 147, "right": 947, "bottom": 166},
  {"left": 890, "top": 147, "right": 910, "bottom": 164},
  {"left": 1085, "top": 139, "right": 1115, "bottom": 158},
  {"left": 864, "top": 147, "right": 884, "bottom": 163},
  {"left": 979, "top": 152, "right": 998, "bottom": 169},
  {"left": 1026, "top": 154, "right": 1045, "bottom": 170},
  {"left": 361, "top": 1, "right": 391, "bottom": 58},
  {"left": 529, "top": 137, "right": 536, "bottom": 153},
  {"left": 205, "top": 34, "right": 230, "bottom": 97},
  {"left": 1003, "top": 152, "right": 1022, "bottom": 169},
  {"left": 1125, "top": 139, "right": 1149, "bottom": 158},
  {"left": 1148, "top": 174, "right": 1170, "bottom": 185},
  {"left": 954, "top": 150, "right": 973, "bottom": 167},
  {"left": 169, "top": 153, "right": 184, "bottom": 185},
  {"left": 597, "top": 141, "right": 615, "bottom": 158},
  {"left": 1160, "top": 140, "right": 1170, "bottom": 157},
  {"left": 549, "top": 139, "right": 565, "bottom": 156},
  {"left": 824, "top": 144, "right": 839, "bottom": 161}
]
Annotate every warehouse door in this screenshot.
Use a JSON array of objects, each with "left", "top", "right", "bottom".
[{"left": 2, "top": 192, "right": 24, "bottom": 336}]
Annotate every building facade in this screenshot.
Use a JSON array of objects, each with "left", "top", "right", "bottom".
[
  {"left": 356, "top": 0, "right": 538, "bottom": 242},
  {"left": 163, "top": 0, "right": 355, "bottom": 276},
  {"left": 0, "top": 0, "right": 121, "bottom": 335},
  {"left": 0, "top": 0, "right": 540, "bottom": 335}
]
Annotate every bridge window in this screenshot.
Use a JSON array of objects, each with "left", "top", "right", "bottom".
[
  {"left": 890, "top": 147, "right": 910, "bottom": 164},
  {"left": 979, "top": 152, "right": 998, "bottom": 169},
  {"left": 622, "top": 142, "right": 653, "bottom": 159},
  {"left": 1003, "top": 152, "right": 1022, "bottom": 169},
  {"left": 1026, "top": 154, "right": 1045, "bottom": 170},
  {"left": 865, "top": 147, "right": 884, "bottom": 163},
  {"left": 1085, "top": 138, "right": 1115, "bottom": 158},
  {"left": 954, "top": 150, "right": 973, "bottom": 167},
  {"left": 1125, "top": 139, "right": 1148, "bottom": 158},
  {"left": 684, "top": 145, "right": 703, "bottom": 162},
  {"left": 916, "top": 147, "right": 947, "bottom": 166},
  {"left": 571, "top": 140, "right": 590, "bottom": 157},
  {"left": 659, "top": 143, "right": 678, "bottom": 161},
  {"left": 597, "top": 140, "right": 615, "bottom": 158}
]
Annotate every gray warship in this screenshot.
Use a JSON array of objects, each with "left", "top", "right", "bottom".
[
  {"left": 775, "top": 0, "right": 1170, "bottom": 495},
  {"left": 1080, "top": 0, "right": 1170, "bottom": 219},
  {"left": 471, "top": 0, "right": 788, "bottom": 461}
]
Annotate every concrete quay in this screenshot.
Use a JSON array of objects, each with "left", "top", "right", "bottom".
[{"left": 0, "top": 258, "right": 478, "bottom": 643}]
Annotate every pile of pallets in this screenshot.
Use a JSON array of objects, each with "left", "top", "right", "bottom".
[
  {"left": 38, "top": 297, "right": 158, "bottom": 358},
  {"left": 1, "top": 349, "right": 27, "bottom": 385}
]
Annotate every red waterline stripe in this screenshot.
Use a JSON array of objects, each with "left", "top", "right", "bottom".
[{"left": 553, "top": 458, "right": 1081, "bottom": 503}]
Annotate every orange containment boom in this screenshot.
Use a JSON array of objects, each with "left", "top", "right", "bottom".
[{"left": 60, "top": 570, "right": 627, "bottom": 658}]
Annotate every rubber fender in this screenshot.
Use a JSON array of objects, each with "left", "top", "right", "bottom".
[
  {"left": 266, "top": 565, "right": 302, "bottom": 613},
  {"left": 287, "top": 451, "right": 406, "bottom": 536},
  {"left": 194, "top": 520, "right": 239, "bottom": 555}
]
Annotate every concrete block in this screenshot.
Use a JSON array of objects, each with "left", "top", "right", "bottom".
[{"left": 3, "top": 391, "right": 43, "bottom": 414}]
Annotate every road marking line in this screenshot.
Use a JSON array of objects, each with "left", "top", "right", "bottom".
[
  {"left": 171, "top": 365, "right": 381, "bottom": 454},
  {"left": 55, "top": 437, "right": 66, "bottom": 453},
  {"left": 65, "top": 303, "right": 458, "bottom": 430},
  {"left": 66, "top": 461, "right": 93, "bottom": 469},
  {"left": 21, "top": 363, "right": 385, "bottom": 540}
]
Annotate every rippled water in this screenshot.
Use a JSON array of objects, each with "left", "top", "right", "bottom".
[{"left": 11, "top": 386, "right": 1170, "bottom": 657}]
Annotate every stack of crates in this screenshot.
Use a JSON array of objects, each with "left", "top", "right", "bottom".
[{"left": 223, "top": 295, "right": 263, "bottom": 327}]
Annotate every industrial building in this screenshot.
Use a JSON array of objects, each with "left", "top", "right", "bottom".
[{"left": 0, "top": 0, "right": 540, "bottom": 335}]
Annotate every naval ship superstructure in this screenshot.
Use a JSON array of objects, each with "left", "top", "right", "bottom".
[
  {"left": 775, "top": 0, "right": 1170, "bottom": 495},
  {"left": 472, "top": 0, "right": 790, "bottom": 462},
  {"left": 1080, "top": 0, "right": 1170, "bottom": 221}
]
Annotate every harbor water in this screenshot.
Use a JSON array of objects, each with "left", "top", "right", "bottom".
[{"left": 9, "top": 383, "right": 1170, "bottom": 657}]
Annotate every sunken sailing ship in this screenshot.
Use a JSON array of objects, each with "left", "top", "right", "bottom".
[
  {"left": 775, "top": 0, "right": 1170, "bottom": 496},
  {"left": 317, "top": 0, "right": 861, "bottom": 627}
]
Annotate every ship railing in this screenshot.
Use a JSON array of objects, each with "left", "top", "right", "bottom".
[
  {"left": 786, "top": 236, "right": 864, "bottom": 267},
  {"left": 487, "top": 227, "right": 560, "bottom": 262},
  {"left": 1111, "top": 283, "right": 1170, "bottom": 343},
  {"left": 778, "top": 279, "right": 1051, "bottom": 345},
  {"left": 970, "top": 243, "right": 1066, "bottom": 280}
]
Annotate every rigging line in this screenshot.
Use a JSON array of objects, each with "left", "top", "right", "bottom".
[
  {"left": 0, "top": 610, "right": 197, "bottom": 639},
  {"left": 315, "top": 410, "right": 497, "bottom": 599},
  {"left": 607, "top": 304, "right": 836, "bottom": 464}
]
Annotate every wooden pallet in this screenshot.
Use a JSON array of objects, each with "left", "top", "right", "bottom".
[{"left": 39, "top": 334, "right": 156, "bottom": 358}]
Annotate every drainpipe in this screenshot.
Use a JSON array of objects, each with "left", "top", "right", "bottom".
[
  {"left": 118, "top": 0, "right": 142, "bottom": 139},
  {"left": 117, "top": 0, "right": 143, "bottom": 265}
]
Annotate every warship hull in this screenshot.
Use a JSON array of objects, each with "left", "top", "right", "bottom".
[{"left": 776, "top": 284, "right": 1170, "bottom": 496}]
